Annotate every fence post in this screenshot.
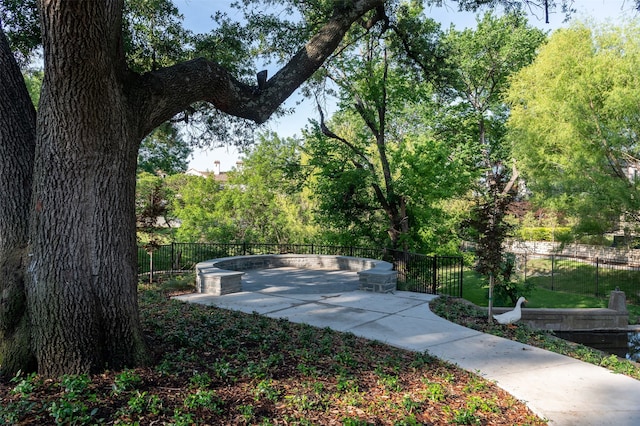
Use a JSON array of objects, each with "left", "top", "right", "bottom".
[
  {"left": 432, "top": 255, "right": 438, "bottom": 294},
  {"left": 149, "top": 251, "right": 154, "bottom": 284},
  {"left": 458, "top": 257, "right": 463, "bottom": 298},
  {"left": 170, "top": 242, "right": 175, "bottom": 270},
  {"left": 595, "top": 257, "right": 599, "bottom": 297},
  {"left": 551, "top": 255, "right": 555, "bottom": 291}
]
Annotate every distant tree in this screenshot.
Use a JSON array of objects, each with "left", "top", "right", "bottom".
[
  {"left": 507, "top": 21, "right": 640, "bottom": 236},
  {"left": 137, "top": 123, "right": 191, "bottom": 175},
  {"left": 440, "top": 12, "right": 546, "bottom": 313},
  {"left": 171, "top": 132, "right": 317, "bottom": 244},
  {"left": 135, "top": 172, "right": 178, "bottom": 246},
  {"left": 221, "top": 132, "right": 317, "bottom": 244},
  {"left": 305, "top": 4, "right": 472, "bottom": 252},
  {"left": 169, "top": 174, "right": 229, "bottom": 242},
  {"left": 22, "top": 69, "right": 42, "bottom": 107}
]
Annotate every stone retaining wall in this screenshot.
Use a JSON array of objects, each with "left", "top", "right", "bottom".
[
  {"left": 195, "top": 254, "right": 397, "bottom": 296},
  {"left": 490, "top": 291, "right": 629, "bottom": 331},
  {"left": 490, "top": 307, "right": 628, "bottom": 331}
]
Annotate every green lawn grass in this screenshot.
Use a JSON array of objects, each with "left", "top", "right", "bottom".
[{"left": 523, "top": 258, "right": 640, "bottom": 304}]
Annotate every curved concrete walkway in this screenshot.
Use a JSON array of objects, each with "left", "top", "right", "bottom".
[{"left": 175, "top": 267, "right": 640, "bottom": 425}]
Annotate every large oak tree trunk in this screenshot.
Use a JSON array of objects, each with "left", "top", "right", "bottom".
[
  {"left": 0, "top": 26, "right": 37, "bottom": 376},
  {"left": 25, "top": 0, "right": 147, "bottom": 375}
]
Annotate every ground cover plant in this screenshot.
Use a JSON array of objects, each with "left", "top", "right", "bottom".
[
  {"left": 0, "top": 275, "right": 547, "bottom": 425},
  {"left": 430, "top": 297, "right": 640, "bottom": 381}
]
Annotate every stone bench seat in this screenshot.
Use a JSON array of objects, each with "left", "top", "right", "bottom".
[
  {"left": 195, "top": 254, "right": 397, "bottom": 295},
  {"left": 195, "top": 267, "right": 244, "bottom": 295}
]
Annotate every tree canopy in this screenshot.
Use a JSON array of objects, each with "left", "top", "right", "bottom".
[
  {"left": 166, "top": 132, "right": 316, "bottom": 244},
  {"left": 507, "top": 20, "right": 640, "bottom": 234},
  {"left": 137, "top": 123, "right": 191, "bottom": 175},
  {"left": 302, "top": 4, "right": 474, "bottom": 252},
  {"left": 441, "top": 11, "right": 545, "bottom": 308}
]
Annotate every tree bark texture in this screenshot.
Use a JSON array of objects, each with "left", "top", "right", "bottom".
[
  {"left": 25, "top": 0, "right": 148, "bottom": 375},
  {"left": 1, "top": 0, "right": 384, "bottom": 376},
  {"left": 0, "top": 26, "right": 37, "bottom": 376}
]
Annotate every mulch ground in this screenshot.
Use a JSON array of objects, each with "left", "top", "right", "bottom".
[{"left": 0, "top": 288, "right": 548, "bottom": 425}]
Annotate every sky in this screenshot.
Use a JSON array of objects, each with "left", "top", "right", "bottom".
[{"left": 176, "top": 0, "right": 637, "bottom": 172}]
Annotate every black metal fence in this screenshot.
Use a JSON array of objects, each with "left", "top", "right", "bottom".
[
  {"left": 138, "top": 243, "right": 463, "bottom": 297},
  {"left": 517, "top": 254, "right": 640, "bottom": 304},
  {"left": 392, "top": 251, "right": 463, "bottom": 296}
]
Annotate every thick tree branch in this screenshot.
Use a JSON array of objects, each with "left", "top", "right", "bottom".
[
  {"left": 374, "top": 50, "right": 399, "bottom": 218},
  {"left": 353, "top": 94, "right": 380, "bottom": 138},
  {"left": 133, "top": 0, "right": 385, "bottom": 137},
  {"left": 316, "top": 102, "right": 392, "bottom": 214},
  {"left": 501, "top": 161, "right": 520, "bottom": 195},
  {"left": 359, "top": 4, "right": 387, "bottom": 30},
  {"left": 316, "top": 102, "right": 373, "bottom": 171}
]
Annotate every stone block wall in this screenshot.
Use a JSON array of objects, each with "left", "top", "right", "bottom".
[
  {"left": 490, "top": 291, "right": 629, "bottom": 331},
  {"left": 358, "top": 269, "right": 398, "bottom": 293},
  {"left": 198, "top": 271, "right": 243, "bottom": 295},
  {"left": 518, "top": 308, "right": 628, "bottom": 331}
]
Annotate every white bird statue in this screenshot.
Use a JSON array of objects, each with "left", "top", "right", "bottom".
[{"left": 493, "top": 296, "right": 527, "bottom": 325}]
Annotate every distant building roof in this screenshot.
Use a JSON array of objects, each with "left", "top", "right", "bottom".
[
  {"left": 183, "top": 160, "right": 243, "bottom": 182},
  {"left": 184, "top": 168, "right": 209, "bottom": 178},
  {"left": 184, "top": 168, "right": 228, "bottom": 182}
]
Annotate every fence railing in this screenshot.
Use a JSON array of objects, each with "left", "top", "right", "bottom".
[
  {"left": 516, "top": 254, "right": 640, "bottom": 304},
  {"left": 137, "top": 243, "right": 463, "bottom": 297},
  {"left": 391, "top": 251, "right": 463, "bottom": 296}
]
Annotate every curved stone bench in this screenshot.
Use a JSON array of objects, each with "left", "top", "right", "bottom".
[{"left": 195, "top": 254, "right": 397, "bottom": 295}]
